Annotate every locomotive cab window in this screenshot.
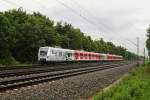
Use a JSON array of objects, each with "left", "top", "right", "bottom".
[{"left": 40, "top": 51, "right": 47, "bottom": 56}]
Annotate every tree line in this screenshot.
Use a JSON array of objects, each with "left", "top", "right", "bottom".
[
  {"left": 0, "top": 8, "right": 137, "bottom": 65},
  {"left": 146, "top": 26, "right": 150, "bottom": 57}
]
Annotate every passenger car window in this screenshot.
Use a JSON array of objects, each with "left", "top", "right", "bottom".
[
  {"left": 59, "top": 52, "right": 62, "bottom": 56},
  {"left": 52, "top": 50, "right": 54, "bottom": 54}
]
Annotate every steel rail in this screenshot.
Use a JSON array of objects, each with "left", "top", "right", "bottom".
[
  {"left": 0, "top": 61, "right": 136, "bottom": 91},
  {"left": 0, "top": 61, "right": 125, "bottom": 78}
]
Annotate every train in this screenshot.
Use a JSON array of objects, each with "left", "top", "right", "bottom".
[{"left": 38, "top": 46, "right": 123, "bottom": 64}]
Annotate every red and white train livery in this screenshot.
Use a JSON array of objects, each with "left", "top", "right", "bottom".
[{"left": 38, "top": 47, "right": 123, "bottom": 63}]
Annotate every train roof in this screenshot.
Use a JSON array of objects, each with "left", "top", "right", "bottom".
[
  {"left": 39, "top": 47, "right": 123, "bottom": 57},
  {"left": 39, "top": 46, "right": 73, "bottom": 52}
]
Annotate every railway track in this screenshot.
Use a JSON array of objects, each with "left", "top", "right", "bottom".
[
  {"left": 0, "top": 61, "right": 123, "bottom": 78},
  {"left": 0, "top": 61, "right": 137, "bottom": 92}
]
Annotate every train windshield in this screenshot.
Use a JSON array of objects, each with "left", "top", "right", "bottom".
[{"left": 40, "top": 51, "right": 47, "bottom": 56}]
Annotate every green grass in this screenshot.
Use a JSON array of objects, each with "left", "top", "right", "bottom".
[
  {"left": 0, "top": 63, "right": 33, "bottom": 69},
  {"left": 0, "top": 56, "right": 33, "bottom": 68},
  {"left": 93, "top": 61, "right": 150, "bottom": 100}
]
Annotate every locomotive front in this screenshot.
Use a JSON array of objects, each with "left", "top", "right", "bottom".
[{"left": 38, "top": 47, "right": 49, "bottom": 63}]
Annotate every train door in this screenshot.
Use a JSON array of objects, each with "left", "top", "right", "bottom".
[
  {"left": 54, "top": 50, "right": 63, "bottom": 62},
  {"left": 58, "top": 51, "right": 63, "bottom": 61},
  {"left": 100, "top": 54, "right": 106, "bottom": 61},
  {"left": 50, "top": 49, "right": 56, "bottom": 61}
]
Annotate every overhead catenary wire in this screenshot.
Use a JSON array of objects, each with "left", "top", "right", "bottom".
[
  {"left": 70, "top": 0, "right": 112, "bottom": 33},
  {"left": 4, "top": 0, "right": 136, "bottom": 43},
  {"left": 2, "top": 0, "right": 34, "bottom": 13},
  {"left": 35, "top": 0, "right": 108, "bottom": 38},
  {"left": 55, "top": 0, "right": 98, "bottom": 27},
  {"left": 33, "top": 0, "right": 75, "bottom": 24},
  {"left": 55, "top": 0, "right": 117, "bottom": 42},
  {"left": 1, "top": 0, "right": 140, "bottom": 54},
  {"left": 55, "top": 0, "right": 118, "bottom": 39},
  {"left": 65, "top": 0, "right": 139, "bottom": 47},
  {"left": 123, "top": 37, "right": 137, "bottom": 46}
]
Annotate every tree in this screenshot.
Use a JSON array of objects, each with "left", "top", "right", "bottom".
[
  {"left": 0, "top": 13, "right": 15, "bottom": 64},
  {"left": 0, "top": 8, "right": 138, "bottom": 65},
  {"left": 146, "top": 25, "right": 150, "bottom": 56}
]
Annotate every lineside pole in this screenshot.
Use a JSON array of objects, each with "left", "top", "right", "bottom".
[
  {"left": 144, "top": 48, "right": 145, "bottom": 64},
  {"left": 137, "top": 37, "right": 139, "bottom": 65}
]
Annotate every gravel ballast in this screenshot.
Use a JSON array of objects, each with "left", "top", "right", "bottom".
[{"left": 0, "top": 63, "right": 137, "bottom": 100}]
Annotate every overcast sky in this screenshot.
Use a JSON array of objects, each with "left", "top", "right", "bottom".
[{"left": 0, "top": 0, "right": 149, "bottom": 56}]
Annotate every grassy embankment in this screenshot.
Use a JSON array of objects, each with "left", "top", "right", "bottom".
[
  {"left": 0, "top": 63, "right": 33, "bottom": 68},
  {"left": 0, "top": 58, "right": 33, "bottom": 68},
  {"left": 93, "top": 61, "right": 150, "bottom": 100}
]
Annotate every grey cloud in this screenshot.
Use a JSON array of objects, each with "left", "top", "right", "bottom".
[{"left": 0, "top": 0, "right": 149, "bottom": 55}]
